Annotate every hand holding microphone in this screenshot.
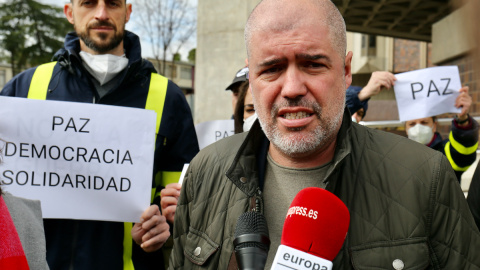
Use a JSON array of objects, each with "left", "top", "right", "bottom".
[{"left": 271, "top": 187, "right": 350, "bottom": 270}]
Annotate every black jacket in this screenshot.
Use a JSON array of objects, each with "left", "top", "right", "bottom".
[
  {"left": 428, "top": 117, "right": 478, "bottom": 181},
  {"left": 1, "top": 31, "right": 199, "bottom": 270}
]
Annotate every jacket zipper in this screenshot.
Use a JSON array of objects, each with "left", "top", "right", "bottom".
[{"left": 254, "top": 188, "right": 263, "bottom": 213}]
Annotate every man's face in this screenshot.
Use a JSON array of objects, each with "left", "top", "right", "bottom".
[
  {"left": 65, "top": 0, "right": 132, "bottom": 55},
  {"left": 248, "top": 16, "right": 352, "bottom": 159}
]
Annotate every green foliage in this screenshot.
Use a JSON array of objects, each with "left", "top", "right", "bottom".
[
  {"left": 173, "top": 53, "right": 181, "bottom": 61},
  {"left": 0, "top": 0, "right": 72, "bottom": 75},
  {"left": 188, "top": 48, "right": 195, "bottom": 63}
]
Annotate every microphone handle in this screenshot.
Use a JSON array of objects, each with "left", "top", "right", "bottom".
[{"left": 235, "top": 247, "right": 269, "bottom": 270}]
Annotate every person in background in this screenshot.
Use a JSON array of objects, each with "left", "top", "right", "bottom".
[
  {"left": 168, "top": 0, "right": 480, "bottom": 268},
  {"left": 0, "top": 1, "right": 199, "bottom": 269},
  {"left": 405, "top": 86, "right": 478, "bottom": 182},
  {"left": 225, "top": 67, "right": 249, "bottom": 115},
  {"left": 233, "top": 68, "right": 257, "bottom": 133},
  {"left": 346, "top": 71, "right": 396, "bottom": 123},
  {"left": 160, "top": 77, "right": 257, "bottom": 239},
  {"left": 0, "top": 141, "right": 49, "bottom": 270}
]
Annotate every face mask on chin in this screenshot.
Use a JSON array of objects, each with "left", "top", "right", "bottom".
[
  {"left": 351, "top": 116, "right": 357, "bottom": 123},
  {"left": 79, "top": 51, "right": 129, "bottom": 85},
  {"left": 407, "top": 124, "right": 434, "bottom": 145}
]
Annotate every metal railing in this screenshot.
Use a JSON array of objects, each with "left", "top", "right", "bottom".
[
  {"left": 362, "top": 116, "right": 480, "bottom": 128},
  {"left": 360, "top": 116, "right": 480, "bottom": 195}
]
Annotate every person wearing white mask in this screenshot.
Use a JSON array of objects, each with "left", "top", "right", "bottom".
[
  {"left": 233, "top": 70, "right": 258, "bottom": 133},
  {"left": 241, "top": 88, "right": 257, "bottom": 132},
  {"left": 0, "top": 1, "right": 199, "bottom": 270},
  {"left": 405, "top": 86, "right": 478, "bottom": 182}
]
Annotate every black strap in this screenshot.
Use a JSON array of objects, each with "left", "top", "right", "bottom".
[{"left": 256, "top": 136, "right": 269, "bottom": 192}]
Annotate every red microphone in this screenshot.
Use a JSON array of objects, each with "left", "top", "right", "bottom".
[{"left": 271, "top": 187, "right": 350, "bottom": 270}]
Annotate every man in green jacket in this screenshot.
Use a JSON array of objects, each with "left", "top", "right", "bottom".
[{"left": 168, "top": 0, "right": 480, "bottom": 269}]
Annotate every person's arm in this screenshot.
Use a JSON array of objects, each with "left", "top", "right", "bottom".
[
  {"left": 1, "top": 67, "right": 37, "bottom": 97},
  {"left": 357, "top": 71, "right": 396, "bottom": 101},
  {"left": 454, "top": 86, "right": 472, "bottom": 126},
  {"left": 346, "top": 71, "right": 396, "bottom": 120},
  {"left": 152, "top": 81, "right": 199, "bottom": 205},
  {"left": 430, "top": 154, "right": 480, "bottom": 268},
  {"left": 445, "top": 86, "right": 479, "bottom": 178}
]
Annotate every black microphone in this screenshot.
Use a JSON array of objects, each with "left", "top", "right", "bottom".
[{"left": 233, "top": 211, "right": 271, "bottom": 270}]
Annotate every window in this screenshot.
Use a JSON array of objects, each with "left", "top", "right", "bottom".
[
  {"left": 0, "top": 70, "right": 5, "bottom": 89},
  {"left": 180, "top": 67, "right": 192, "bottom": 80},
  {"left": 164, "top": 65, "right": 171, "bottom": 77},
  {"left": 361, "top": 34, "right": 377, "bottom": 56}
]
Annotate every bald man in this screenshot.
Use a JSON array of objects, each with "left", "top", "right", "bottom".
[{"left": 168, "top": 0, "right": 480, "bottom": 269}]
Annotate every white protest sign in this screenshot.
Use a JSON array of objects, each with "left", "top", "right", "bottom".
[
  {"left": 195, "top": 119, "right": 234, "bottom": 150},
  {"left": 0, "top": 96, "right": 156, "bottom": 223},
  {"left": 393, "top": 66, "right": 462, "bottom": 122},
  {"left": 178, "top": 163, "right": 189, "bottom": 185}
]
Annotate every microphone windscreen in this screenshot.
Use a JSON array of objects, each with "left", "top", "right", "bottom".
[
  {"left": 234, "top": 211, "right": 270, "bottom": 251},
  {"left": 281, "top": 187, "right": 349, "bottom": 261}
]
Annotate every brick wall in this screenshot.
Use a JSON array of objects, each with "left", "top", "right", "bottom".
[
  {"left": 393, "top": 39, "right": 422, "bottom": 73},
  {"left": 376, "top": 39, "right": 479, "bottom": 141},
  {"left": 440, "top": 55, "right": 479, "bottom": 117}
]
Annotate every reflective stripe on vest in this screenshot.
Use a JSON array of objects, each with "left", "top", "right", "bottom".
[
  {"left": 444, "top": 132, "right": 478, "bottom": 172},
  {"left": 445, "top": 141, "right": 471, "bottom": 172},
  {"left": 28, "top": 62, "right": 56, "bottom": 99},
  {"left": 28, "top": 63, "right": 170, "bottom": 270},
  {"left": 448, "top": 132, "right": 478, "bottom": 155}
]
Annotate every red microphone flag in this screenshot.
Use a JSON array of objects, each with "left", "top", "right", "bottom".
[{"left": 281, "top": 187, "right": 350, "bottom": 261}]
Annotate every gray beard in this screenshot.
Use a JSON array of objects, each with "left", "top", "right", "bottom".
[{"left": 258, "top": 99, "right": 345, "bottom": 157}]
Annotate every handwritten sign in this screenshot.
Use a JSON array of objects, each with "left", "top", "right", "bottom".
[
  {"left": 393, "top": 66, "right": 462, "bottom": 121},
  {"left": 195, "top": 119, "right": 235, "bottom": 150},
  {"left": 0, "top": 96, "right": 156, "bottom": 222}
]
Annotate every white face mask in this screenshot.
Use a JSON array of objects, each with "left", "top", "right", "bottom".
[
  {"left": 407, "top": 124, "right": 434, "bottom": 145},
  {"left": 243, "top": 113, "right": 257, "bottom": 132},
  {"left": 79, "top": 51, "right": 129, "bottom": 85},
  {"left": 351, "top": 116, "right": 357, "bottom": 123}
]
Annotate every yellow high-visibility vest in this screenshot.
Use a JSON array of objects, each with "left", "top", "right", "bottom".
[{"left": 28, "top": 61, "right": 179, "bottom": 270}]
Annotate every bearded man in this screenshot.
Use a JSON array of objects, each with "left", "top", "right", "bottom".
[
  {"left": 167, "top": 0, "right": 480, "bottom": 269},
  {"left": 0, "top": 1, "right": 199, "bottom": 269}
]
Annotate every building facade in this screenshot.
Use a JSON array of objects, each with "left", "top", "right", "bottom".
[
  {"left": 0, "top": 63, "right": 13, "bottom": 90},
  {"left": 194, "top": 0, "right": 478, "bottom": 125}
]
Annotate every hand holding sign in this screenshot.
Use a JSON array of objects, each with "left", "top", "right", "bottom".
[
  {"left": 131, "top": 205, "right": 170, "bottom": 252},
  {"left": 455, "top": 86, "right": 472, "bottom": 122},
  {"left": 393, "top": 66, "right": 462, "bottom": 122},
  {"left": 357, "top": 71, "right": 397, "bottom": 101}
]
